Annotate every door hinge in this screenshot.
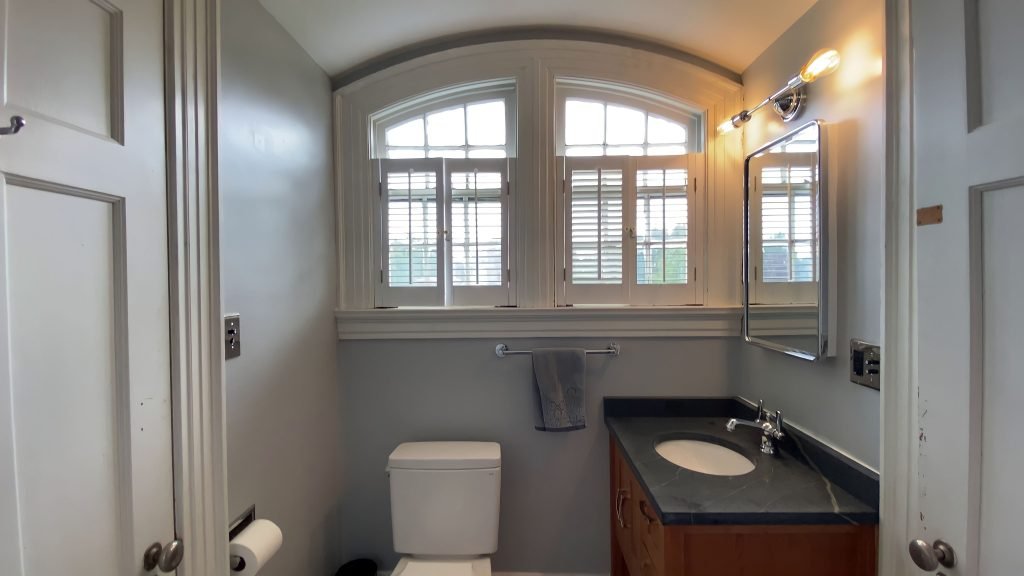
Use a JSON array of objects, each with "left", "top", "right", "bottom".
[
  {"left": 563, "top": 267, "right": 567, "bottom": 281},
  {"left": 693, "top": 267, "right": 697, "bottom": 282},
  {"left": 379, "top": 269, "right": 384, "bottom": 283},
  {"left": 507, "top": 268, "right": 511, "bottom": 283}
]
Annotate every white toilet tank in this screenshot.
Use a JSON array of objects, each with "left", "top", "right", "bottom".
[{"left": 388, "top": 442, "right": 501, "bottom": 557}]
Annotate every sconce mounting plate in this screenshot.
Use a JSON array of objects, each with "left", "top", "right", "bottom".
[{"left": 773, "top": 87, "right": 807, "bottom": 123}]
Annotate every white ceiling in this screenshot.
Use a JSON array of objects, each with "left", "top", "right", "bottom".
[{"left": 258, "top": 0, "right": 819, "bottom": 78}]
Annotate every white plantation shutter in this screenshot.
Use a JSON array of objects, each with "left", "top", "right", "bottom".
[
  {"left": 631, "top": 155, "right": 697, "bottom": 304},
  {"left": 445, "top": 158, "right": 511, "bottom": 306},
  {"left": 749, "top": 152, "right": 818, "bottom": 304},
  {"left": 375, "top": 158, "right": 513, "bottom": 307},
  {"left": 563, "top": 157, "right": 627, "bottom": 304},
  {"left": 376, "top": 158, "right": 444, "bottom": 307},
  {"left": 560, "top": 155, "right": 700, "bottom": 305}
]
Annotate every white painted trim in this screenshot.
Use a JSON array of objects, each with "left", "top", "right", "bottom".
[
  {"left": 378, "top": 571, "right": 606, "bottom": 576},
  {"left": 336, "top": 306, "right": 741, "bottom": 340},
  {"left": 164, "top": 1, "right": 230, "bottom": 575},
  {"left": 879, "top": 0, "right": 913, "bottom": 574}
]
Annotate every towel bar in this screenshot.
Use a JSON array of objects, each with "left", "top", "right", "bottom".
[{"left": 494, "top": 343, "right": 620, "bottom": 358}]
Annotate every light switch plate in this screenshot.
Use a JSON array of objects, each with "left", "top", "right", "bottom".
[
  {"left": 224, "top": 314, "right": 241, "bottom": 359},
  {"left": 850, "top": 339, "right": 880, "bottom": 390}
]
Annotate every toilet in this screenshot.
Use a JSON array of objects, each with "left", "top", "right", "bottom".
[{"left": 387, "top": 441, "right": 501, "bottom": 576}]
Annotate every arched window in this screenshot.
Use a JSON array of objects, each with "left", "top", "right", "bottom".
[
  {"left": 363, "top": 75, "right": 709, "bottom": 309},
  {"left": 556, "top": 79, "right": 703, "bottom": 305},
  {"left": 370, "top": 81, "right": 516, "bottom": 307}
]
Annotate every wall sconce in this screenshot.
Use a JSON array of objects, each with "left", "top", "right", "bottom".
[{"left": 718, "top": 48, "right": 840, "bottom": 134}]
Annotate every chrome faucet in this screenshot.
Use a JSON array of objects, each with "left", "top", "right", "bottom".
[{"left": 726, "top": 400, "right": 785, "bottom": 455}]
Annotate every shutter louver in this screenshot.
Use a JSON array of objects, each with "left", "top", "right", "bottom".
[
  {"left": 446, "top": 158, "right": 511, "bottom": 306},
  {"left": 569, "top": 168, "right": 623, "bottom": 284},
  {"left": 760, "top": 164, "right": 817, "bottom": 283},
  {"left": 376, "top": 159, "right": 445, "bottom": 307},
  {"left": 561, "top": 155, "right": 698, "bottom": 306},
  {"left": 387, "top": 170, "right": 439, "bottom": 287}
]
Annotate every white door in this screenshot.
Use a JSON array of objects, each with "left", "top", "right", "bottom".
[
  {"left": 0, "top": 1, "right": 177, "bottom": 575},
  {"left": 911, "top": 0, "right": 1024, "bottom": 574}
]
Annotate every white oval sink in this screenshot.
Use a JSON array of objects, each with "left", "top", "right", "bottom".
[{"left": 655, "top": 439, "right": 755, "bottom": 476}]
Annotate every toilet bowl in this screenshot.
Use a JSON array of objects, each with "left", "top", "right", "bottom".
[{"left": 387, "top": 442, "right": 501, "bottom": 576}]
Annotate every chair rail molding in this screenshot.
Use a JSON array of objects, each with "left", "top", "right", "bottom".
[
  {"left": 164, "top": 1, "right": 229, "bottom": 575},
  {"left": 336, "top": 306, "right": 743, "bottom": 340}
]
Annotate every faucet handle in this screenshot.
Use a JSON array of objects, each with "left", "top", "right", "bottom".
[
  {"left": 755, "top": 399, "right": 765, "bottom": 421},
  {"left": 773, "top": 410, "right": 785, "bottom": 438}
]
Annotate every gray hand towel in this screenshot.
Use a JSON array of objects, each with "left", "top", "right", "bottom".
[{"left": 532, "top": 348, "right": 587, "bottom": 432}]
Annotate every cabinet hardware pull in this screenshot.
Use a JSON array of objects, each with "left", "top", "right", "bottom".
[{"left": 615, "top": 489, "right": 625, "bottom": 528}]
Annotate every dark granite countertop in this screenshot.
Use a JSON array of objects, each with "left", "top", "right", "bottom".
[{"left": 604, "top": 398, "right": 879, "bottom": 526}]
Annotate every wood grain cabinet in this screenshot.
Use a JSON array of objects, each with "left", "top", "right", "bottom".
[{"left": 610, "top": 440, "right": 877, "bottom": 576}]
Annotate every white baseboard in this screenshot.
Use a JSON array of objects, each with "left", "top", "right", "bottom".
[{"left": 376, "top": 565, "right": 602, "bottom": 569}]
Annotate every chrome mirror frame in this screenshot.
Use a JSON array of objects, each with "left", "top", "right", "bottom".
[{"left": 743, "top": 120, "right": 831, "bottom": 361}]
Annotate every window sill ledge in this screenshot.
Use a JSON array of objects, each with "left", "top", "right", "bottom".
[{"left": 335, "top": 306, "right": 743, "bottom": 340}]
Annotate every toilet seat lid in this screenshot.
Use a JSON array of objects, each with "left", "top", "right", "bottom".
[
  {"left": 388, "top": 442, "right": 500, "bottom": 470},
  {"left": 392, "top": 557, "right": 491, "bottom": 576}
]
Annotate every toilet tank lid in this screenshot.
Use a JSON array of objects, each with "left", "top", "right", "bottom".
[{"left": 388, "top": 442, "right": 501, "bottom": 470}]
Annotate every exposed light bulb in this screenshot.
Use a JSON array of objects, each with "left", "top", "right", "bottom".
[
  {"left": 717, "top": 119, "right": 737, "bottom": 134},
  {"left": 799, "top": 49, "right": 841, "bottom": 83}
]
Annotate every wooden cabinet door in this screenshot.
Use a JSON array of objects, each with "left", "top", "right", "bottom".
[{"left": 632, "top": 479, "right": 664, "bottom": 575}]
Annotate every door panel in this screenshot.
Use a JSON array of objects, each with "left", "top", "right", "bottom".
[
  {"left": 3, "top": 180, "right": 130, "bottom": 576},
  {"left": 912, "top": 0, "right": 1024, "bottom": 574},
  {"left": 4, "top": 0, "right": 121, "bottom": 139},
  {"left": 0, "top": 1, "right": 173, "bottom": 575},
  {"left": 976, "top": 185, "right": 1024, "bottom": 576},
  {"left": 974, "top": 0, "right": 1024, "bottom": 127}
]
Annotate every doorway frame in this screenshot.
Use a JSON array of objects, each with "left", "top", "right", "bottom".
[
  {"left": 880, "top": 0, "right": 914, "bottom": 574},
  {"left": 164, "top": 1, "right": 229, "bottom": 574}
]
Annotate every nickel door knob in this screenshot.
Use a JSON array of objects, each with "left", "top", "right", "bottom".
[
  {"left": 0, "top": 116, "right": 25, "bottom": 136},
  {"left": 143, "top": 539, "right": 185, "bottom": 572},
  {"left": 908, "top": 538, "right": 956, "bottom": 571}
]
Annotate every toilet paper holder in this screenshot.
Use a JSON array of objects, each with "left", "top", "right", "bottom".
[{"left": 229, "top": 505, "right": 257, "bottom": 571}]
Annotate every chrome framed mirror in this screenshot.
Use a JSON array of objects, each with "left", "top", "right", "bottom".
[{"left": 743, "top": 120, "right": 835, "bottom": 361}]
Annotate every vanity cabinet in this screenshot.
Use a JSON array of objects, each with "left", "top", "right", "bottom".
[{"left": 610, "top": 440, "right": 877, "bottom": 576}]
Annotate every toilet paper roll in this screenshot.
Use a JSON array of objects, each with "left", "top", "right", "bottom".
[{"left": 229, "top": 519, "right": 283, "bottom": 575}]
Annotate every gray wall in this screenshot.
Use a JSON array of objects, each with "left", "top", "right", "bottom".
[
  {"left": 338, "top": 338, "right": 734, "bottom": 573},
  {"left": 737, "top": 0, "right": 884, "bottom": 469},
  {"left": 221, "top": 2, "right": 342, "bottom": 575}
]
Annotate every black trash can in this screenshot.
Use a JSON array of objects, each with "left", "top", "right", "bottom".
[{"left": 335, "top": 558, "right": 378, "bottom": 576}]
